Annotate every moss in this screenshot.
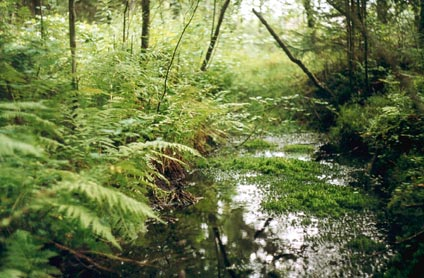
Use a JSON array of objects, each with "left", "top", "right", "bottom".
[
  {"left": 282, "top": 144, "right": 315, "bottom": 154},
  {"left": 208, "top": 156, "right": 377, "bottom": 217},
  {"left": 262, "top": 180, "right": 374, "bottom": 217},
  {"left": 242, "top": 138, "right": 278, "bottom": 152}
]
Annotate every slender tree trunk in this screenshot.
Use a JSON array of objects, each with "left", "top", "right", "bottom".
[
  {"left": 200, "top": 0, "right": 231, "bottom": 71},
  {"left": 39, "top": 0, "right": 45, "bottom": 39},
  {"left": 376, "top": 0, "right": 389, "bottom": 23},
  {"left": 362, "top": 0, "right": 369, "bottom": 95},
  {"left": 123, "top": 0, "right": 129, "bottom": 43},
  {"left": 211, "top": 0, "right": 217, "bottom": 39},
  {"left": 252, "top": 9, "right": 335, "bottom": 97},
  {"left": 69, "top": 0, "right": 77, "bottom": 90},
  {"left": 419, "top": 0, "right": 424, "bottom": 45},
  {"left": 303, "top": 0, "right": 316, "bottom": 43},
  {"left": 30, "top": 0, "right": 42, "bottom": 16},
  {"left": 345, "top": 0, "right": 354, "bottom": 88},
  {"left": 141, "top": 0, "right": 150, "bottom": 50},
  {"left": 157, "top": 0, "right": 201, "bottom": 112},
  {"left": 303, "top": 0, "right": 315, "bottom": 28}
]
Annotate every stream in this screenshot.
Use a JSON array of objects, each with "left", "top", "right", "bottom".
[{"left": 121, "top": 133, "right": 393, "bottom": 277}]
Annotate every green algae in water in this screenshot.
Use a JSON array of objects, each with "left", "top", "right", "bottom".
[
  {"left": 242, "top": 138, "right": 278, "bottom": 152},
  {"left": 263, "top": 180, "right": 375, "bottom": 217},
  {"left": 208, "top": 156, "right": 377, "bottom": 217},
  {"left": 282, "top": 144, "right": 315, "bottom": 154}
]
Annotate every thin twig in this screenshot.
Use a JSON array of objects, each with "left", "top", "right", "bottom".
[
  {"left": 80, "top": 250, "right": 161, "bottom": 268},
  {"left": 396, "top": 227, "right": 424, "bottom": 244},
  {"left": 157, "top": 0, "right": 201, "bottom": 113},
  {"left": 51, "top": 241, "right": 117, "bottom": 274}
]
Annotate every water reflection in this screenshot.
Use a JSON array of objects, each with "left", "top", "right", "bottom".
[{"left": 120, "top": 135, "right": 392, "bottom": 277}]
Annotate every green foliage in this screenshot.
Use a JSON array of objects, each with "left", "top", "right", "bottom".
[
  {"left": 242, "top": 138, "right": 278, "bottom": 152},
  {"left": 282, "top": 144, "right": 315, "bottom": 154},
  {"left": 345, "top": 235, "right": 386, "bottom": 254},
  {"left": 0, "top": 230, "right": 59, "bottom": 277},
  {"left": 0, "top": 2, "right": 247, "bottom": 274},
  {"left": 209, "top": 156, "right": 376, "bottom": 217}
]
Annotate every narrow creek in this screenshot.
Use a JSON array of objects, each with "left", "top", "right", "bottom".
[{"left": 121, "top": 133, "right": 393, "bottom": 277}]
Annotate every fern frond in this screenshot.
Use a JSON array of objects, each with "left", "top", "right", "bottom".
[
  {"left": 0, "top": 101, "right": 49, "bottom": 111},
  {"left": 55, "top": 203, "right": 121, "bottom": 249},
  {"left": 53, "top": 175, "right": 158, "bottom": 220},
  {"left": 0, "top": 134, "right": 42, "bottom": 156},
  {"left": 0, "top": 111, "right": 62, "bottom": 138},
  {"left": 0, "top": 269, "right": 25, "bottom": 277},
  {"left": 0, "top": 230, "right": 59, "bottom": 277},
  {"left": 120, "top": 140, "right": 202, "bottom": 158}
]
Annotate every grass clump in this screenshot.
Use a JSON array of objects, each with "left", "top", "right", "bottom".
[
  {"left": 282, "top": 144, "right": 315, "bottom": 154},
  {"left": 242, "top": 138, "right": 278, "bottom": 152}
]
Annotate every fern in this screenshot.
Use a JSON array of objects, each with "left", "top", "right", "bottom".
[
  {"left": 31, "top": 172, "right": 162, "bottom": 248},
  {"left": 0, "top": 230, "right": 60, "bottom": 277},
  {"left": 55, "top": 203, "right": 121, "bottom": 249},
  {"left": 52, "top": 174, "right": 158, "bottom": 219},
  {"left": 0, "top": 134, "right": 42, "bottom": 157},
  {"left": 0, "top": 110, "right": 61, "bottom": 138},
  {"left": 0, "top": 101, "right": 49, "bottom": 110},
  {"left": 119, "top": 140, "right": 201, "bottom": 158}
]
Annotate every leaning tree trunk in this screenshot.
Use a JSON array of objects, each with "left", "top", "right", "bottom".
[
  {"left": 141, "top": 0, "right": 150, "bottom": 50},
  {"left": 200, "top": 0, "right": 230, "bottom": 71},
  {"left": 252, "top": 9, "right": 334, "bottom": 97},
  {"left": 69, "top": 0, "right": 77, "bottom": 90}
]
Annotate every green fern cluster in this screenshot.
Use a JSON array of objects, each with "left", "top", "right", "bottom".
[{"left": 0, "top": 8, "right": 249, "bottom": 275}]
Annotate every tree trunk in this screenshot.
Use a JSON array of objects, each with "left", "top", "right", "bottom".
[
  {"left": 123, "top": 0, "right": 129, "bottom": 43},
  {"left": 252, "top": 9, "right": 335, "bottom": 97},
  {"left": 69, "top": 0, "right": 77, "bottom": 90},
  {"left": 29, "top": 0, "right": 42, "bottom": 16},
  {"left": 141, "top": 0, "right": 150, "bottom": 50},
  {"left": 346, "top": 0, "right": 354, "bottom": 87},
  {"left": 419, "top": 0, "right": 424, "bottom": 45},
  {"left": 200, "top": 0, "right": 231, "bottom": 71},
  {"left": 361, "top": 0, "right": 369, "bottom": 95},
  {"left": 376, "top": 0, "right": 389, "bottom": 23},
  {"left": 39, "top": 0, "right": 45, "bottom": 39},
  {"left": 303, "top": 0, "right": 315, "bottom": 28}
]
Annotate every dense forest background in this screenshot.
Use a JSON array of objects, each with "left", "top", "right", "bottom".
[{"left": 0, "top": 0, "right": 423, "bottom": 276}]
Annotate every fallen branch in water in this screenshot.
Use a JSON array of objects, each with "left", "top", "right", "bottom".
[{"left": 51, "top": 241, "right": 116, "bottom": 274}]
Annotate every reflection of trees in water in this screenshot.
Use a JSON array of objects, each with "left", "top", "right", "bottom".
[{"left": 120, "top": 168, "right": 390, "bottom": 277}]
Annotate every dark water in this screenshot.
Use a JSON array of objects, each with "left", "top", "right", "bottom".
[{"left": 121, "top": 134, "right": 393, "bottom": 277}]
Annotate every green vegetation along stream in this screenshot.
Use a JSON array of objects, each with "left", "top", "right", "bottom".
[{"left": 121, "top": 133, "right": 393, "bottom": 277}]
